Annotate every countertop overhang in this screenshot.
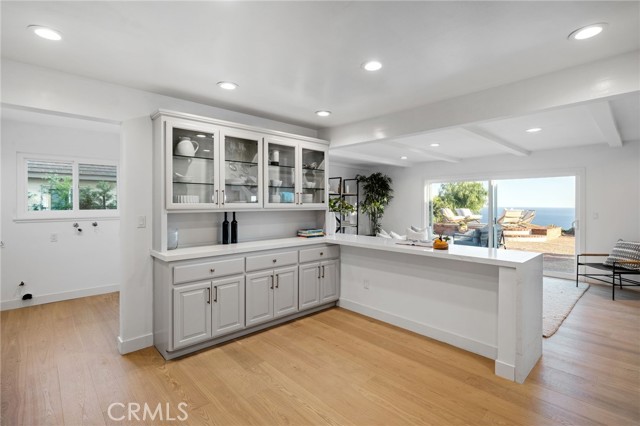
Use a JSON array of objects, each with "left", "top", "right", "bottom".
[{"left": 151, "top": 234, "right": 541, "bottom": 268}]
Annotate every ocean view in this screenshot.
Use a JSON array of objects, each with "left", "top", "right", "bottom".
[{"left": 478, "top": 207, "right": 576, "bottom": 229}]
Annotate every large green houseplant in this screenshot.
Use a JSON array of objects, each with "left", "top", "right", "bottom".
[{"left": 356, "top": 172, "right": 393, "bottom": 235}]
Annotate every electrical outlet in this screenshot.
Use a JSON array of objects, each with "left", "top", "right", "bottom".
[
  {"left": 137, "top": 216, "right": 147, "bottom": 228},
  {"left": 50, "top": 233, "right": 58, "bottom": 242},
  {"left": 364, "top": 279, "right": 370, "bottom": 290}
]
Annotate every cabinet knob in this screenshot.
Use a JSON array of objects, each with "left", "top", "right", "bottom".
[
  {"left": 320, "top": 252, "right": 324, "bottom": 256},
  {"left": 272, "top": 259, "right": 277, "bottom": 263},
  {"left": 210, "top": 268, "right": 215, "bottom": 273}
]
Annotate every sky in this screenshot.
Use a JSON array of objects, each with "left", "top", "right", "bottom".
[{"left": 431, "top": 176, "right": 576, "bottom": 209}]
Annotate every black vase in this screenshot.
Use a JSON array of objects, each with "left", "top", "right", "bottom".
[
  {"left": 231, "top": 212, "right": 238, "bottom": 243},
  {"left": 222, "top": 212, "right": 230, "bottom": 244}
]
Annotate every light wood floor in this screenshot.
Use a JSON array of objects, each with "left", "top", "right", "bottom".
[{"left": 2, "top": 284, "right": 639, "bottom": 425}]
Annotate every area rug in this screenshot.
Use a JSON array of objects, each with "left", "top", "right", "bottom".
[{"left": 543, "top": 278, "right": 589, "bottom": 337}]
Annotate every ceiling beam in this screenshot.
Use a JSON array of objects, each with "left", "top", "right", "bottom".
[
  {"left": 329, "top": 149, "right": 410, "bottom": 168},
  {"left": 586, "top": 101, "right": 622, "bottom": 147},
  {"left": 387, "top": 141, "right": 460, "bottom": 163},
  {"left": 459, "top": 127, "right": 530, "bottom": 156}
]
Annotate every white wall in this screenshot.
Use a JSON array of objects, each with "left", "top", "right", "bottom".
[
  {"left": 1, "top": 60, "right": 319, "bottom": 353},
  {"left": 379, "top": 142, "right": 640, "bottom": 253},
  {"left": 1, "top": 116, "right": 121, "bottom": 309}
]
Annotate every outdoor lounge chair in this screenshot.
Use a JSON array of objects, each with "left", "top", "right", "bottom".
[
  {"left": 496, "top": 209, "right": 524, "bottom": 229},
  {"left": 456, "top": 208, "right": 482, "bottom": 222},
  {"left": 576, "top": 240, "right": 640, "bottom": 300},
  {"left": 440, "top": 208, "right": 465, "bottom": 223},
  {"left": 520, "top": 209, "right": 536, "bottom": 226}
]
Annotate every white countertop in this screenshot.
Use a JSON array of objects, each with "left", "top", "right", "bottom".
[{"left": 151, "top": 234, "right": 541, "bottom": 267}]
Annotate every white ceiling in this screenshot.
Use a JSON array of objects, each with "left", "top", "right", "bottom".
[
  {"left": 330, "top": 94, "right": 640, "bottom": 167},
  {"left": 2, "top": 1, "right": 639, "bottom": 167}
]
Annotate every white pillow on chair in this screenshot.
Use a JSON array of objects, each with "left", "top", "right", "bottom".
[
  {"left": 389, "top": 231, "right": 406, "bottom": 240},
  {"left": 406, "top": 225, "right": 432, "bottom": 242}
]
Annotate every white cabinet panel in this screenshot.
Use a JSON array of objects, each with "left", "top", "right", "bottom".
[
  {"left": 274, "top": 266, "right": 298, "bottom": 318},
  {"left": 299, "top": 262, "right": 321, "bottom": 310},
  {"left": 173, "top": 281, "right": 212, "bottom": 349},
  {"left": 212, "top": 275, "right": 245, "bottom": 336},
  {"left": 246, "top": 270, "right": 274, "bottom": 327},
  {"left": 320, "top": 259, "right": 339, "bottom": 303}
]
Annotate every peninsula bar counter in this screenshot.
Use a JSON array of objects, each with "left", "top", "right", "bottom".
[{"left": 152, "top": 234, "right": 543, "bottom": 383}]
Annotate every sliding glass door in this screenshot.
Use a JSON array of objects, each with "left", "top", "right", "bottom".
[
  {"left": 492, "top": 176, "right": 577, "bottom": 277},
  {"left": 427, "top": 175, "right": 578, "bottom": 278}
]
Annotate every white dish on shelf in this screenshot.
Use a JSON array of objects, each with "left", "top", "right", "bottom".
[
  {"left": 174, "top": 173, "right": 194, "bottom": 183},
  {"left": 305, "top": 182, "right": 316, "bottom": 188},
  {"left": 270, "top": 179, "right": 282, "bottom": 187},
  {"left": 226, "top": 178, "right": 245, "bottom": 185}
]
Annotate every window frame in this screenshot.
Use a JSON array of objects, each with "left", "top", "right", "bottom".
[{"left": 16, "top": 152, "right": 120, "bottom": 221}]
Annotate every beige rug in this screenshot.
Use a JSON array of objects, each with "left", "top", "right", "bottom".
[{"left": 543, "top": 278, "right": 589, "bottom": 337}]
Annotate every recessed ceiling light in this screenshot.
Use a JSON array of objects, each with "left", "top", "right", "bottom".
[
  {"left": 316, "top": 110, "right": 331, "bottom": 117},
  {"left": 217, "top": 81, "right": 238, "bottom": 90},
  {"left": 362, "top": 61, "right": 382, "bottom": 71},
  {"left": 196, "top": 134, "right": 206, "bottom": 138},
  {"left": 568, "top": 23, "right": 607, "bottom": 40},
  {"left": 400, "top": 156, "right": 408, "bottom": 160},
  {"left": 28, "top": 25, "right": 62, "bottom": 41},
  {"left": 430, "top": 143, "right": 440, "bottom": 147},
  {"left": 526, "top": 127, "right": 542, "bottom": 133}
]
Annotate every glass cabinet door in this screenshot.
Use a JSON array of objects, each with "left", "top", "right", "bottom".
[
  {"left": 220, "top": 130, "right": 262, "bottom": 207},
  {"left": 265, "top": 139, "right": 297, "bottom": 206},
  {"left": 300, "top": 144, "right": 326, "bottom": 206},
  {"left": 168, "top": 123, "right": 219, "bottom": 209}
]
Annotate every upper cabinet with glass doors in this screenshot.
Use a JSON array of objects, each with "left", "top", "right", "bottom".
[
  {"left": 156, "top": 111, "right": 328, "bottom": 211},
  {"left": 220, "top": 129, "right": 262, "bottom": 209},
  {"left": 264, "top": 137, "right": 327, "bottom": 208},
  {"left": 166, "top": 119, "right": 220, "bottom": 210}
]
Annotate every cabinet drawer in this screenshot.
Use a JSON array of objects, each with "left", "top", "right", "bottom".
[
  {"left": 173, "top": 258, "right": 244, "bottom": 284},
  {"left": 246, "top": 250, "right": 298, "bottom": 272},
  {"left": 299, "top": 245, "right": 340, "bottom": 264}
]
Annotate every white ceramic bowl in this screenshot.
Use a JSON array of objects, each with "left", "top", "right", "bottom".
[
  {"left": 305, "top": 182, "right": 316, "bottom": 188},
  {"left": 270, "top": 179, "right": 282, "bottom": 187}
]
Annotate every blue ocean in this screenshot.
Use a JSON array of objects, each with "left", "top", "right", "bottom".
[{"left": 478, "top": 207, "right": 575, "bottom": 229}]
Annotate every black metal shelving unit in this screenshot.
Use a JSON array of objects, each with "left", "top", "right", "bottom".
[{"left": 328, "top": 177, "right": 359, "bottom": 234}]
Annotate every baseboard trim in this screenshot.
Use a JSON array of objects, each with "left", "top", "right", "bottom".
[
  {"left": 338, "top": 298, "right": 497, "bottom": 359},
  {"left": 495, "top": 360, "right": 516, "bottom": 382},
  {"left": 118, "top": 333, "right": 154, "bottom": 355},
  {"left": 0, "top": 284, "right": 119, "bottom": 311}
]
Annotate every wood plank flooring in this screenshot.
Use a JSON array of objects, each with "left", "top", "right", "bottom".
[{"left": 1, "top": 284, "right": 638, "bottom": 425}]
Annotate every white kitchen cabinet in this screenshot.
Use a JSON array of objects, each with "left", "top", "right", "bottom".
[
  {"left": 319, "top": 259, "right": 339, "bottom": 303},
  {"left": 173, "top": 281, "right": 212, "bottom": 348},
  {"left": 264, "top": 136, "right": 327, "bottom": 208},
  {"left": 220, "top": 128, "right": 263, "bottom": 209},
  {"left": 246, "top": 265, "right": 298, "bottom": 327},
  {"left": 212, "top": 275, "right": 245, "bottom": 336},
  {"left": 299, "top": 262, "right": 321, "bottom": 310},
  {"left": 164, "top": 117, "right": 221, "bottom": 210}
]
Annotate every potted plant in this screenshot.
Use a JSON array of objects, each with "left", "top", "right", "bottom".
[
  {"left": 327, "top": 197, "right": 356, "bottom": 235},
  {"left": 356, "top": 172, "right": 393, "bottom": 236}
]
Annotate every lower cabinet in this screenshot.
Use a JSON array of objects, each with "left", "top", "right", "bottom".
[
  {"left": 173, "top": 275, "right": 244, "bottom": 349},
  {"left": 299, "top": 258, "right": 339, "bottom": 310},
  {"left": 156, "top": 244, "right": 340, "bottom": 358},
  {"left": 246, "top": 265, "right": 298, "bottom": 327}
]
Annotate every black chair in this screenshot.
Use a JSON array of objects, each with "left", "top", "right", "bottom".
[{"left": 576, "top": 253, "right": 640, "bottom": 300}]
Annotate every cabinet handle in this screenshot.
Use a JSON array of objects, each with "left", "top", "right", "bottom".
[
  {"left": 207, "top": 287, "right": 211, "bottom": 304},
  {"left": 272, "top": 259, "right": 277, "bottom": 263},
  {"left": 275, "top": 274, "right": 279, "bottom": 288},
  {"left": 210, "top": 268, "right": 215, "bottom": 273},
  {"left": 270, "top": 275, "right": 274, "bottom": 289},
  {"left": 221, "top": 190, "right": 225, "bottom": 205},
  {"left": 320, "top": 252, "right": 323, "bottom": 256},
  {"left": 214, "top": 189, "right": 219, "bottom": 205},
  {"left": 213, "top": 286, "right": 218, "bottom": 303},
  {"left": 318, "top": 266, "right": 321, "bottom": 279},
  {"left": 322, "top": 265, "right": 325, "bottom": 278}
]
